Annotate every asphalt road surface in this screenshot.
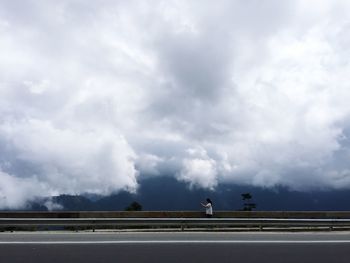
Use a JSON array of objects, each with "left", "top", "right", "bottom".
[{"left": 1, "top": 231, "right": 350, "bottom": 263}]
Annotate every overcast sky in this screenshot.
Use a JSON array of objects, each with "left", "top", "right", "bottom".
[{"left": 1, "top": 0, "right": 350, "bottom": 209}]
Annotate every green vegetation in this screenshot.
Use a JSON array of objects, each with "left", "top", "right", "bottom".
[
  {"left": 241, "top": 193, "right": 257, "bottom": 211},
  {"left": 125, "top": 201, "right": 143, "bottom": 211}
]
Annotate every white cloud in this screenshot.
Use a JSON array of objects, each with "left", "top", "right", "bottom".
[
  {"left": 178, "top": 147, "right": 218, "bottom": 189},
  {"left": 0, "top": 169, "right": 48, "bottom": 209},
  {"left": 0, "top": 119, "right": 138, "bottom": 204},
  {"left": 1, "top": 0, "right": 350, "bottom": 208},
  {"left": 43, "top": 200, "right": 63, "bottom": 211}
]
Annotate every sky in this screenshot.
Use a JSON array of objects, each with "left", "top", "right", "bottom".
[{"left": 1, "top": 0, "right": 350, "bottom": 209}]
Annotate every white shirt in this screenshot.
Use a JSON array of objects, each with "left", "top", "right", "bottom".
[{"left": 205, "top": 203, "right": 213, "bottom": 215}]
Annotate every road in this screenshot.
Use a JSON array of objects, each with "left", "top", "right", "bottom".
[{"left": 1, "top": 231, "right": 350, "bottom": 262}]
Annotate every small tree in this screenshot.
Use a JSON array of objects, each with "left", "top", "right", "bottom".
[
  {"left": 241, "top": 193, "right": 256, "bottom": 211},
  {"left": 125, "top": 201, "right": 143, "bottom": 211}
]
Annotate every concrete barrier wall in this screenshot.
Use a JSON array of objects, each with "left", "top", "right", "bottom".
[{"left": 1, "top": 211, "right": 350, "bottom": 219}]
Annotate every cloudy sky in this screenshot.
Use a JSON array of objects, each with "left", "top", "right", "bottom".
[{"left": 1, "top": 0, "right": 350, "bottom": 208}]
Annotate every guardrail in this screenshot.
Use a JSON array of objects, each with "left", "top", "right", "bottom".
[
  {"left": 2, "top": 211, "right": 350, "bottom": 219},
  {"left": 2, "top": 218, "right": 350, "bottom": 231}
]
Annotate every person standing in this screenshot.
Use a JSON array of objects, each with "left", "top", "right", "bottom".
[{"left": 201, "top": 198, "right": 213, "bottom": 218}]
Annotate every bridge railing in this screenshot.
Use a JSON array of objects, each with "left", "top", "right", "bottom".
[
  {"left": 2, "top": 216, "right": 350, "bottom": 231},
  {"left": 2, "top": 211, "right": 350, "bottom": 219}
]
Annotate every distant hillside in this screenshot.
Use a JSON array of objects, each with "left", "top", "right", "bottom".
[{"left": 22, "top": 176, "right": 350, "bottom": 211}]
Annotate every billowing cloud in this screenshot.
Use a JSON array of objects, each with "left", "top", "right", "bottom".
[
  {"left": 178, "top": 147, "right": 219, "bottom": 190},
  {"left": 1, "top": 0, "right": 350, "bottom": 208}
]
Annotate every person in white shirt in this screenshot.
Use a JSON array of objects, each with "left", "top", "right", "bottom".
[{"left": 201, "top": 198, "right": 213, "bottom": 218}]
